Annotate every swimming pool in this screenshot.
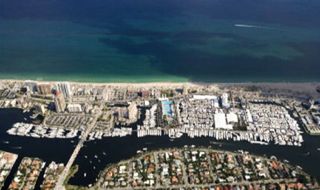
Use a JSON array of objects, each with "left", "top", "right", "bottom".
[{"left": 161, "top": 100, "right": 174, "bottom": 116}]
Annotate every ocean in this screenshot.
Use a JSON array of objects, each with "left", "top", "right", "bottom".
[{"left": 0, "top": 0, "right": 320, "bottom": 82}]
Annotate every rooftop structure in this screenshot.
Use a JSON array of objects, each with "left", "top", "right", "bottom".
[
  {"left": 214, "top": 112, "right": 233, "bottom": 130},
  {"left": 67, "top": 103, "right": 82, "bottom": 113}
]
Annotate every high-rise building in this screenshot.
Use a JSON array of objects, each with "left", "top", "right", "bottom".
[
  {"left": 56, "top": 82, "right": 72, "bottom": 98},
  {"left": 24, "top": 80, "right": 37, "bottom": 93},
  {"left": 221, "top": 93, "right": 230, "bottom": 108},
  {"left": 37, "top": 83, "right": 52, "bottom": 95},
  {"left": 54, "top": 91, "right": 66, "bottom": 113}
]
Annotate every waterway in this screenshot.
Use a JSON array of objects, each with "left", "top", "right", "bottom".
[{"left": 0, "top": 108, "right": 319, "bottom": 189}]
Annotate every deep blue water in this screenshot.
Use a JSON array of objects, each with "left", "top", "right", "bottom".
[{"left": 0, "top": 0, "right": 320, "bottom": 82}]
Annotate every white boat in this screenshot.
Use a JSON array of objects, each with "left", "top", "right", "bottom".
[{"left": 249, "top": 140, "right": 268, "bottom": 145}]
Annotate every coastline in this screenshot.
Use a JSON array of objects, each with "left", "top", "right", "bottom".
[
  {"left": 1, "top": 79, "right": 319, "bottom": 97},
  {"left": 1, "top": 78, "right": 319, "bottom": 86}
]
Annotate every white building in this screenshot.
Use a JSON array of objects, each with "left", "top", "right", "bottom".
[
  {"left": 56, "top": 82, "right": 72, "bottom": 98},
  {"left": 191, "top": 95, "right": 217, "bottom": 100},
  {"left": 214, "top": 113, "right": 233, "bottom": 130},
  {"left": 67, "top": 104, "right": 82, "bottom": 113},
  {"left": 227, "top": 112, "right": 238, "bottom": 123},
  {"left": 246, "top": 109, "right": 253, "bottom": 123},
  {"left": 221, "top": 93, "right": 230, "bottom": 108}
]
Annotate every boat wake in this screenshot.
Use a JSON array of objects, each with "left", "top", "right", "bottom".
[{"left": 234, "top": 24, "right": 274, "bottom": 30}]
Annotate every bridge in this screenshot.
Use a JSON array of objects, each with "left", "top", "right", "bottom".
[{"left": 54, "top": 108, "right": 102, "bottom": 190}]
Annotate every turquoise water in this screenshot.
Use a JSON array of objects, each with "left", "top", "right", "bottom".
[
  {"left": 0, "top": 0, "right": 320, "bottom": 82},
  {"left": 161, "top": 100, "right": 174, "bottom": 116}
]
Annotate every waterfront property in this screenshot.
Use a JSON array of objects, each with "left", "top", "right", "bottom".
[
  {"left": 0, "top": 150, "right": 18, "bottom": 189},
  {"left": 41, "top": 162, "right": 65, "bottom": 190},
  {"left": 1, "top": 80, "right": 315, "bottom": 146},
  {"left": 8, "top": 157, "right": 45, "bottom": 190},
  {"left": 96, "top": 147, "right": 319, "bottom": 189},
  {"left": 0, "top": 80, "right": 319, "bottom": 189}
]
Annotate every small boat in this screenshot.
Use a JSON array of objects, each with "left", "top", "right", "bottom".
[
  {"left": 3, "top": 141, "right": 9, "bottom": 144},
  {"left": 304, "top": 152, "right": 311, "bottom": 156},
  {"left": 249, "top": 140, "right": 268, "bottom": 145},
  {"left": 94, "top": 155, "right": 98, "bottom": 159},
  {"left": 84, "top": 173, "right": 87, "bottom": 177},
  {"left": 317, "top": 148, "right": 320, "bottom": 151},
  {"left": 175, "top": 132, "right": 183, "bottom": 138},
  {"left": 93, "top": 166, "right": 96, "bottom": 170},
  {"left": 84, "top": 155, "right": 88, "bottom": 159},
  {"left": 169, "top": 138, "right": 174, "bottom": 142}
]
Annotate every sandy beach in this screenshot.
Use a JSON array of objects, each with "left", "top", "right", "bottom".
[{"left": 1, "top": 79, "right": 319, "bottom": 97}]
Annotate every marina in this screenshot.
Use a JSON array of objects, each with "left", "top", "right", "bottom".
[{"left": 0, "top": 108, "right": 319, "bottom": 189}]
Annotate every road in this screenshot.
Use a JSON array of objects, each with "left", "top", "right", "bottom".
[
  {"left": 103, "top": 178, "right": 297, "bottom": 190},
  {"left": 54, "top": 108, "right": 102, "bottom": 190}
]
